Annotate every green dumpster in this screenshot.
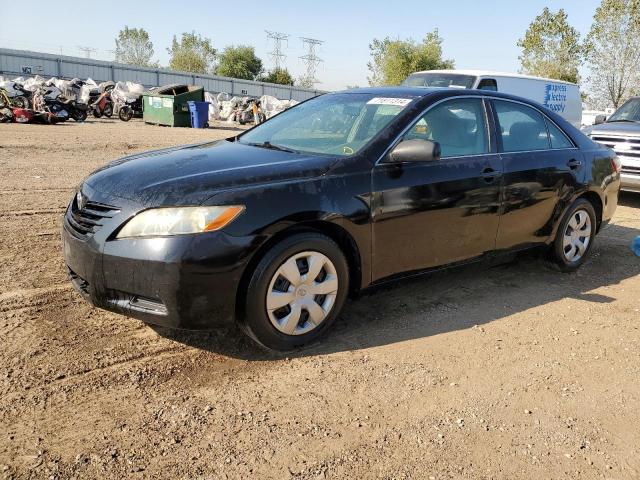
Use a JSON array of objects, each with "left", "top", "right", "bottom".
[{"left": 142, "top": 84, "right": 205, "bottom": 127}]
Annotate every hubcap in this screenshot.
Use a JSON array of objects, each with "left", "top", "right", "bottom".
[
  {"left": 266, "top": 251, "right": 339, "bottom": 336},
  {"left": 562, "top": 210, "right": 592, "bottom": 263}
]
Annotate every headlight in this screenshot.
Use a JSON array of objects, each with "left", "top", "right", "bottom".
[{"left": 116, "top": 206, "right": 244, "bottom": 239}]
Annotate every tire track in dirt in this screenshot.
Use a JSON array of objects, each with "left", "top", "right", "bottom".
[{"left": 0, "top": 209, "right": 66, "bottom": 216}]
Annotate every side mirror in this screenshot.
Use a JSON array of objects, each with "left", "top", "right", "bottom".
[
  {"left": 594, "top": 114, "right": 607, "bottom": 125},
  {"left": 387, "top": 139, "right": 441, "bottom": 163}
]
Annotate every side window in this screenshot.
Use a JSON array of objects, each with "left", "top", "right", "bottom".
[
  {"left": 546, "top": 119, "right": 574, "bottom": 149},
  {"left": 404, "top": 98, "right": 489, "bottom": 158},
  {"left": 494, "top": 100, "right": 550, "bottom": 152},
  {"left": 477, "top": 78, "right": 498, "bottom": 91}
]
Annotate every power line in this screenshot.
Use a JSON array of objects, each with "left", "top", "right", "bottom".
[
  {"left": 299, "top": 37, "right": 323, "bottom": 87},
  {"left": 77, "top": 46, "right": 97, "bottom": 59},
  {"left": 265, "top": 31, "right": 290, "bottom": 71}
]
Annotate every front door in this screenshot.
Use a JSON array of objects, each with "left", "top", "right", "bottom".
[{"left": 371, "top": 97, "right": 503, "bottom": 281}]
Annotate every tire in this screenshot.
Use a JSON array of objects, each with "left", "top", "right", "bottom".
[
  {"left": 12, "top": 96, "right": 29, "bottom": 109},
  {"left": 241, "top": 233, "right": 349, "bottom": 351},
  {"left": 550, "top": 198, "right": 597, "bottom": 272},
  {"left": 104, "top": 104, "right": 113, "bottom": 117},
  {"left": 72, "top": 109, "right": 88, "bottom": 122},
  {"left": 119, "top": 108, "right": 133, "bottom": 122}
]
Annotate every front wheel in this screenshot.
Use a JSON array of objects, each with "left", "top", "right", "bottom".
[
  {"left": 241, "top": 233, "right": 349, "bottom": 351},
  {"left": 550, "top": 198, "right": 597, "bottom": 272},
  {"left": 119, "top": 107, "right": 133, "bottom": 122}
]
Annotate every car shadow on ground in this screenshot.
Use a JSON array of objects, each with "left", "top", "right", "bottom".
[{"left": 152, "top": 217, "right": 640, "bottom": 361}]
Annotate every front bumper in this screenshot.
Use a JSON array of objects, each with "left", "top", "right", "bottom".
[{"left": 62, "top": 210, "right": 260, "bottom": 330}]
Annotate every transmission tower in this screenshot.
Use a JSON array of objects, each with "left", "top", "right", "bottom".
[
  {"left": 299, "top": 37, "right": 323, "bottom": 87},
  {"left": 265, "top": 31, "right": 290, "bottom": 71},
  {"left": 77, "top": 46, "right": 97, "bottom": 58}
]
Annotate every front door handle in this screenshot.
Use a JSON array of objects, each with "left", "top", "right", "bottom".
[
  {"left": 567, "top": 159, "right": 582, "bottom": 170},
  {"left": 481, "top": 167, "right": 502, "bottom": 183}
]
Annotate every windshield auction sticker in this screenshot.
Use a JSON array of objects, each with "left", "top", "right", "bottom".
[{"left": 366, "top": 97, "right": 413, "bottom": 107}]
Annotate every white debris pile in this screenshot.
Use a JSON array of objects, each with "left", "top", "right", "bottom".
[
  {"left": 0, "top": 78, "right": 22, "bottom": 96},
  {"left": 111, "top": 81, "right": 145, "bottom": 102},
  {"left": 204, "top": 92, "right": 221, "bottom": 121},
  {"left": 218, "top": 96, "right": 243, "bottom": 121},
  {"left": 21, "top": 75, "right": 46, "bottom": 92},
  {"left": 259, "top": 95, "right": 299, "bottom": 119}
]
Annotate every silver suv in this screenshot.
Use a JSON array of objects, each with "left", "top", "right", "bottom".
[{"left": 584, "top": 97, "right": 640, "bottom": 192}]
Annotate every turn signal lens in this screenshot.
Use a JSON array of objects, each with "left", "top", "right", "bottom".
[
  {"left": 203, "top": 206, "right": 244, "bottom": 231},
  {"left": 611, "top": 156, "right": 622, "bottom": 174},
  {"left": 116, "top": 206, "right": 245, "bottom": 239}
]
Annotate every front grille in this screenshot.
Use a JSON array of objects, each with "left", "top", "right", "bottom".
[
  {"left": 591, "top": 134, "right": 640, "bottom": 158},
  {"left": 67, "top": 267, "right": 90, "bottom": 299},
  {"left": 65, "top": 197, "right": 120, "bottom": 239}
]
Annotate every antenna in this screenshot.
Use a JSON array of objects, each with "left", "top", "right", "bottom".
[
  {"left": 77, "top": 46, "right": 97, "bottom": 58},
  {"left": 299, "top": 37, "right": 323, "bottom": 87},
  {"left": 265, "top": 31, "right": 290, "bottom": 71}
]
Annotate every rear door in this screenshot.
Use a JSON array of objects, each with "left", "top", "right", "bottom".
[
  {"left": 491, "top": 98, "right": 584, "bottom": 249},
  {"left": 371, "top": 97, "right": 503, "bottom": 280}
]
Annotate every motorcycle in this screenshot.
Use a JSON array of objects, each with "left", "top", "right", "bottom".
[
  {"left": 89, "top": 82, "right": 115, "bottom": 118},
  {"left": 90, "top": 90, "right": 113, "bottom": 118},
  {"left": 111, "top": 81, "right": 145, "bottom": 122},
  {"left": 0, "top": 80, "right": 31, "bottom": 109},
  {"left": 115, "top": 93, "right": 142, "bottom": 121},
  {"left": 31, "top": 85, "right": 70, "bottom": 124}
]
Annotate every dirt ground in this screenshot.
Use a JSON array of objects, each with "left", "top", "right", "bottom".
[{"left": 1, "top": 119, "right": 639, "bottom": 480}]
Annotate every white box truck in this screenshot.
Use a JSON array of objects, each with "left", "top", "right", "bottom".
[{"left": 403, "top": 70, "right": 582, "bottom": 129}]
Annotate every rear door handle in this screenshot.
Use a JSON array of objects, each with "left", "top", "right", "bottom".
[
  {"left": 481, "top": 167, "right": 502, "bottom": 183},
  {"left": 567, "top": 159, "right": 582, "bottom": 170}
]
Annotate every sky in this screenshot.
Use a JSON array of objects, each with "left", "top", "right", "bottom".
[{"left": 0, "top": 0, "right": 602, "bottom": 91}]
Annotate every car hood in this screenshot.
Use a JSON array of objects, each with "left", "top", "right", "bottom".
[
  {"left": 585, "top": 121, "right": 640, "bottom": 137},
  {"left": 83, "top": 140, "right": 338, "bottom": 207}
]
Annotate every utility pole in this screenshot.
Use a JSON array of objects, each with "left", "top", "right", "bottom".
[
  {"left": 77, "top": 46, "right": 97, "bottom": 59},
  {"left": 299, "top": 37, "right": 323, "bottom": 88},
  {"left": 265, "top": 31, "right": 290, "bottom": 71}
]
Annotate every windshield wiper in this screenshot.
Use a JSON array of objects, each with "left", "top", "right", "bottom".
[{"left": 244, "top": 141, "right": 298, "bottom": 153}]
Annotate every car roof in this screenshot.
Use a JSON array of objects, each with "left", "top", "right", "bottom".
[
  {"left": 335, "top": 86, "right": 540, "bottom": 104},
  {"left": 407, "top": 69, "right": 578, "bottom": 86}
]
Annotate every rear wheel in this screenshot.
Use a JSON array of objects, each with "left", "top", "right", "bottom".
[
  {"left": 104, "top": 104, "right": 113, "bottom": 117},
  {"left": 550, "top": 198, "right": 597, "bottom": 272},
  {"left": 12, "top": 96, "right": 29, "bottom": 109},
  {"left": 72, "top": 109, "right": 88, "bottom": 122},
  {"left": 241, "top": 233, "right": 349, "bottom": 351}
]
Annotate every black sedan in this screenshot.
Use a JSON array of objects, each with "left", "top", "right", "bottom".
[{"left": 62, "top": 88, "right": 621, "bottom": 350}]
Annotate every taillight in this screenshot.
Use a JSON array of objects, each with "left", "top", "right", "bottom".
[{"left": 611, "top": 156, "right": 622, "bottom": 174}]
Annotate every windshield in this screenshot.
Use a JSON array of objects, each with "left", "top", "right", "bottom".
[
  {"left": 238, "top": 93, "right": 414, "bottom": 156},
  {"left": 608, "top": 98, "right": 640, "bottom": 122},
  {"left": 402, "top": 73, "right": 476, "bottom": 89}
]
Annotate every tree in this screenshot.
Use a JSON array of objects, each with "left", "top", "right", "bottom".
[
  {"left": 216, "top": 45, "right": 263, "bottom": 80},
  {"left": 114, "top": 26, "right": 157, "bottom": 67},
  {"left": 517, "top": 8, "right": 582, "bottom": 83},
  {"left": 167, "top": 32, "right": 217, "bottom": 74},
  {"left": 367, "top": 30, "right": 454, "bottom": 86},
  {"left": 258, "top": 68, "right": 295, "bottom": 86},
  {"left": 585, "top": 0, "right": 640, "bottom": 108}
]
